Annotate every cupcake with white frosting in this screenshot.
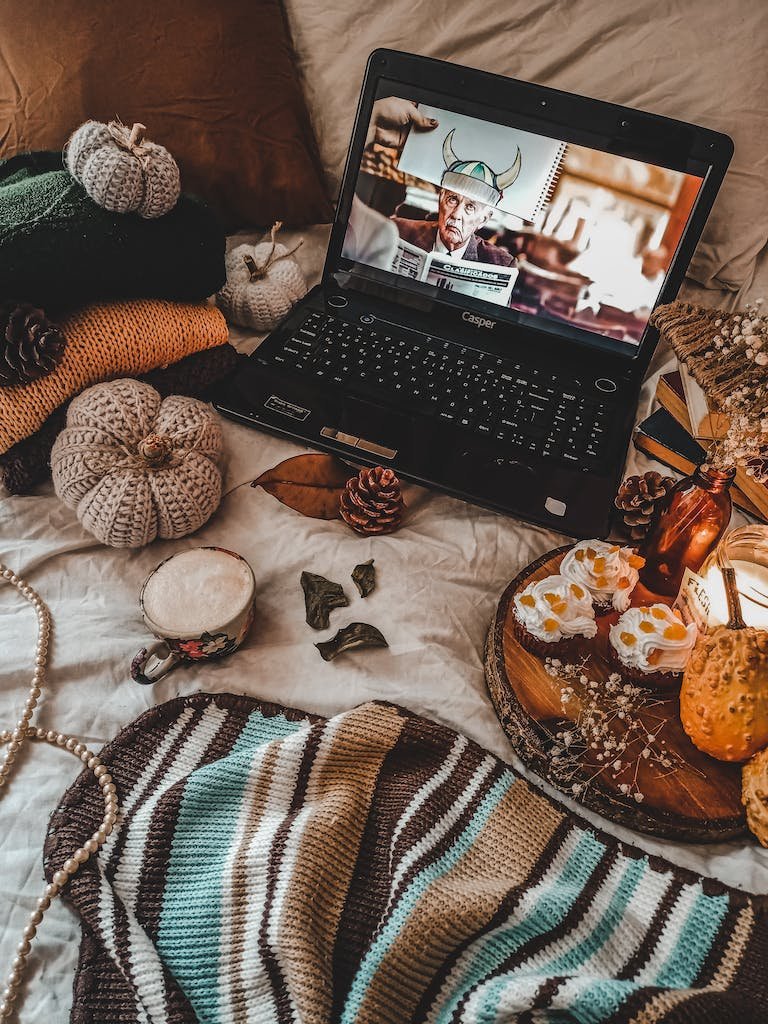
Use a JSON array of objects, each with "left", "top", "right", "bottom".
[
  {"left": 513, "top": 573, "right": 597, "bottom": 657},
  {"left": 560, "top": 540, "right": 644, "bottom": 615},
  {"left": 608, "top": 604, "right": 697, "bottom": 688}
]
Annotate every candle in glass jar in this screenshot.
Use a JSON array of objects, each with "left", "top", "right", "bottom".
[{"left": 704, "top": 559, "right": 768, "bottom": 628}]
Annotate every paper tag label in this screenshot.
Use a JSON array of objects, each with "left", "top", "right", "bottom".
[{"left": 674, "top": 567, "right": 710, "bottom": 633}]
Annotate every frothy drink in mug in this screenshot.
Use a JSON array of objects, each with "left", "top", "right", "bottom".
[{"left": 131, "top": 547, "right": 256, "bottom": 685}]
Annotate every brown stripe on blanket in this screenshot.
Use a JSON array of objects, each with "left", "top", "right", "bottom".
[
  {"left": 446, "top": 841, "right": 622, "bottom": 1024},
  {"left": 279, "top": 703, "right": 406, "bottom": 1024},
  {"left": 384, "top": 739, "right": 504, "bottom": 909},
  {"left": 102, "top": 702, "right": 208, "bottom": 886},
  {"left": 618, "top": 897, "right": 766, "bottom": 1024},
  {"left": 654, "top": 989, "right": 764, "bottom": 1024},
  {"left": 71, "top": 924, "right": 155, "bottom": 1024},
  {"left": 47, "top": 703, "right": 210, "bottom": 1024},
  {"left": 229, "top": 741, "right": 283, "bottom": 1024},
  {"left": 684, "top": 899, "right": 754, "bottom": 995},
  {"left": 413, "top": 816, "right": 573, "bottom": 1022},
  {"left": 134, "top": 697, "right": 250, "bottom": 936},
  {"left": 355, "top": 776, "right": 563, "bottom": 1024},
  {"left": 374, "top": 749, "right": 506, "bottom": 935},
  {"left": 259, "top": 714, "right": 325, "bottom": 1023},
  {"left": 330, "top": 712, "right": 497, "bottom": 1017},
  {"left": 616, "top": 876, "right": 682, "bottom": 988}
]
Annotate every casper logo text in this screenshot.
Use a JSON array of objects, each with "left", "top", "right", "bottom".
[{"left": 462, "top": 311, "right": 496, "bottom": 329}]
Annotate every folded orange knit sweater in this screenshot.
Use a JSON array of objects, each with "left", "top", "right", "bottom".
[{"left": 0, "top": 300, "right": 228, "bottom": 454}]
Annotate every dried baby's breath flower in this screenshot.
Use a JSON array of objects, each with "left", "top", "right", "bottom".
[
  {"left": 697, "top": 300, "right": 768, "bottom": 482},
  {"left": 542, "top": 657, "right": 684, "bottom": 804}
]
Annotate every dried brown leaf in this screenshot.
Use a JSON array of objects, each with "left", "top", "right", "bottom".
[
  {"left": 315, "top": 622, "right": 388, "bottom": 662},
  {"left": 252, "top": 453, "right": 350, "bottom": 520},
  {"left": 300, "top": 571, "right": 349, "bottom": 630},
  {"left": 352, "top": 559, "right": 376, "bottom": 597}
]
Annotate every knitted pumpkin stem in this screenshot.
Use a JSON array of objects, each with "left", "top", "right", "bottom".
[
  {"left": 137, "top": 433, "right": 172, "bottom": 466},
  {"left": 242, "top": 221, "right": 304, "bottom": 280},
  {"left": 107, "top": 118, "right": 149, "bottom": 157},
  {"left": 128, "top": 122, "right": 146, "bottom": 148}
]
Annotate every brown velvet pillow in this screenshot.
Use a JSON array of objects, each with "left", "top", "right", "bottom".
[{"left": 0, "top": 0, "right": 332, "bottom": 228}]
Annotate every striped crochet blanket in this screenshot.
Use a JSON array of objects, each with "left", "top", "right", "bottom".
[{"left": 45, "top": 693, "right": 767, "bottom": 1024}]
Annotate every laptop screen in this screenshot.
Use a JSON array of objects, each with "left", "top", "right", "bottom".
[{"left": 341, "top": 89, "right": 706, "bottom": 350}]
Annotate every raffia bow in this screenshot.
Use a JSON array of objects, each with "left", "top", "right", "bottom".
[
  {"left": 242, "top": 221, "right": 304, "bottom": 280},
  {"left": 107, "top": 119, "right": 151, "bottom": 159}
]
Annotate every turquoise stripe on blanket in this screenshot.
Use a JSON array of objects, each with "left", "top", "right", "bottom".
[
  {"left": 342, "top": 770, "right": 518, "bottom": 1024},
  {"left": 564, "top": 887, "right": 730, "bottom": 1023},
  {"left": 431, "top": 829, "right": 603, "bottom": 1023},
  {"left": 156, "top": 710, "right": 305, "bottom": 1023},
  {"left": 462, "top": 831, "right": 605, "bottom": 1023}
]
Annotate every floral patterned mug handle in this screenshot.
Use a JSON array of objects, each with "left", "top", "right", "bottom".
[{"left": 130, "top": 641, "right": 181, "bottom": 685}]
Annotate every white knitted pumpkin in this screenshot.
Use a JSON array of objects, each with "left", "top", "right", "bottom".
[
  {"left": 216, "top": 229, "right": 307, "bottom": 331},
  {"left": 51, "top": 379, "right": 223, "bottom": 548},
  {"left": 65, "top": 120, "right": 180, "bottom": 218}
]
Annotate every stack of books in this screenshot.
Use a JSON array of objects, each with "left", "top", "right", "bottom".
[{"left": 634, "top": 369, "right": 766, "bottom": 521}]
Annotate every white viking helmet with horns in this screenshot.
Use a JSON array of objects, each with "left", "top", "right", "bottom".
[{"left": 440, "top": 129, "right": 521, "bottom": 207}]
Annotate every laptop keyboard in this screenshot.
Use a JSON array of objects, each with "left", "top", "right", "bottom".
[{"left": 261, "top": 312, "right": 614, "bottom": 469}]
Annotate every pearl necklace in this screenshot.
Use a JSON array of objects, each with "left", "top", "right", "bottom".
[{"left": 0, "top": 565, "right": 118, "bottom": 1023}]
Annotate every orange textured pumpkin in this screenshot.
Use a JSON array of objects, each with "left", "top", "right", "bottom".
[
  {"left": 680, "top": 626, "right": 768, "bottom": 762},
  {"left": 743, "top": 747, "right": 768, "bottom": 847}
]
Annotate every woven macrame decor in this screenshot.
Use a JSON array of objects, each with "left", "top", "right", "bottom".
[
  {"left": 650, "top": 300, "right": 765, "bottom": 409},
  {"left": 45, "top": 693, "right": 768, "bottom": 1024}
]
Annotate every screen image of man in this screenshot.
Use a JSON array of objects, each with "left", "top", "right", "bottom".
[{"left": 392, "top": 129, "right": 521, "bottom": 267}]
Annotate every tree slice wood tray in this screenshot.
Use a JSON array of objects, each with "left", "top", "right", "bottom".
[{"left": 485, "top": 546, "right": 745, "bottom": 842}]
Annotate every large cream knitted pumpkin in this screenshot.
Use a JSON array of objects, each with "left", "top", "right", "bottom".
[{"left": 51, "top": 379, "right": 223, "bottom": 548}]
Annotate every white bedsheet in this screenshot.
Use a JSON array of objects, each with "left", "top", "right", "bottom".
[{"left": 1, "top": 227, "right": 767, "bottom": 1022}]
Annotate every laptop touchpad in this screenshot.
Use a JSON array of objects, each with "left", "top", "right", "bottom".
[{"left": 339, "top": 396, "right": 413, "bottom": 458}]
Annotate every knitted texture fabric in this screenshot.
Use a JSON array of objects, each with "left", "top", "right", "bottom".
[
  {"left": 216, "top": 241, "right": 307, "bottom": 331},
  {"left": 0, "top": 152, "right": 224, "bottom": 309},
  {"left": 66, "top": 121, "right": 181, "bottom": 218},
  {"left": 0, "top": 343, "right": 239, "bottom": 494},
  {"left": 45, "top": 694, "right": 768, "bottom": 1024},
  {"left": 51, "top": 379, "right": 223, "bottom": 548},
  {"left": 0, "top": 299, "right": 228, "bottom": 455}
]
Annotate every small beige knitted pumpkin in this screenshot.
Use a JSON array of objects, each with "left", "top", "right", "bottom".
[
  {"left": 216, "top": 222, "right": 307, "bottom": 331},
  {"left": 51, "top": 379, "right": 223, "bottom": 548},
  {"left": 65, "top": 120, "right": 180, "bottom": 218}
]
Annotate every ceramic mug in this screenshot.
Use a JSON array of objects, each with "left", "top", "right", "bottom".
[{"left": 131, "top": 546, "right": 256, "bottom": 685}]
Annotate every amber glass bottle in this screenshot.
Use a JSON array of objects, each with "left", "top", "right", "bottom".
[{"left": 639, "top": 465, "right": 734, "bottom": 597}]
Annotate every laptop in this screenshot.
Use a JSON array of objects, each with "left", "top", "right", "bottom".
[{"left": 213, "top": 49, "right": 732, "bottom": 538}]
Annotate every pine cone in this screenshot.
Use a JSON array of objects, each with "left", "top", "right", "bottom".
[
  {"left": 0, "top": 302, "right": 66, "bottom": 387},
  {"left": 340, "top": 466, "right": 404, "bottom": 535},
  {"left": 615, "top": 471, "right": 675, "bottom": 540}
]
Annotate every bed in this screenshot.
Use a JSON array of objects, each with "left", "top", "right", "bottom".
[{"left": 2, "top": 1, "right": 768, "bottom": 1019}]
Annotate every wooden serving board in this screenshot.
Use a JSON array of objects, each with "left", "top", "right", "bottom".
[{"left": 485, "top": 546, "right": 745, "bottom": 842}]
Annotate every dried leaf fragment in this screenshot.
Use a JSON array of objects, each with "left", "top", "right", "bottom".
[
  {"left": 300, "top": 571, "right": 349, "bottom": 630},
  {"left": 252, "top": 453, "right": 349, "bottom": 519},
  {"left": 351, "top": 559, "right": 376, "bottom": 598},
  {"left": 315, "top": 622, "right": 388, "bottom": 662}
]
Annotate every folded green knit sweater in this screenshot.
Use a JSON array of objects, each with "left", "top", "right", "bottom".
[{"left": 0, "top": 152, "right": 226, "bottom": 309}]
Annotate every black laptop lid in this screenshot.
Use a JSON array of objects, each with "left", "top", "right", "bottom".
[{"left": 326, "top": 50, "right": 733, "bottom": 374}]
